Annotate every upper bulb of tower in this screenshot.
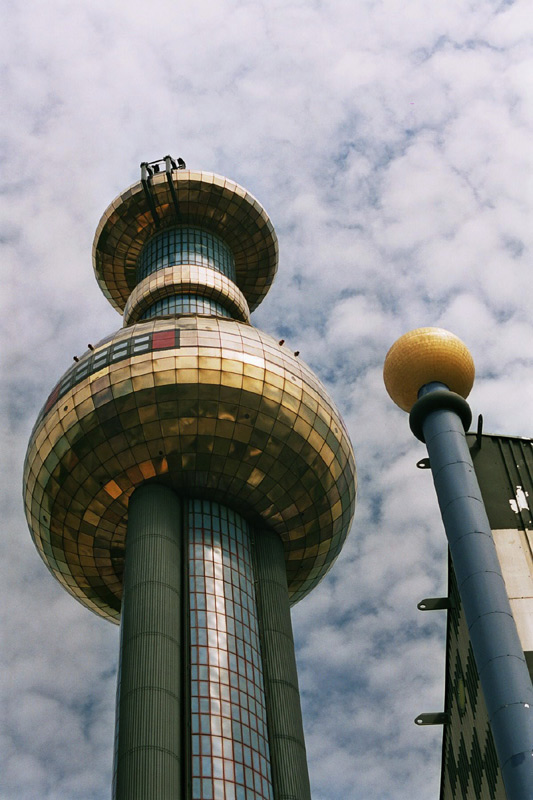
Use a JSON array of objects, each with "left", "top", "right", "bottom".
[{"left": 23, "top": 163, "right": 357, "bottom": 622}]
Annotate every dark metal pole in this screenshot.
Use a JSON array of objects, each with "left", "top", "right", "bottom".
[
  {"left": 254, "top": 528, "right": 312, "bottom": 800},
  {"left": 113, "top": 483, "right": 183, "bottom": 800},
  {"left": 411, "top": 382, "right": 533, "bottom": 799}
]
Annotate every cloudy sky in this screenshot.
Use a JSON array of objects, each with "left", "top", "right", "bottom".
[{"left": 2, "top": 0, "right": 533, "bottom": 798}]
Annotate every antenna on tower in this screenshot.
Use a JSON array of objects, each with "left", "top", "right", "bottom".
[{"left": 140, "top": 155, "right": 187, "bottom": 226}]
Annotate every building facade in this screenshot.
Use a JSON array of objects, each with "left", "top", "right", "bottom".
[
  {"left": 23, "top": 161, "right": 357, "bottom": 800},
  {"left": 439, "top": 433, "right": 533, "bottom": 799}
]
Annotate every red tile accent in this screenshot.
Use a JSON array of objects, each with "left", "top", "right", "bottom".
[
  {"left": 44, "top": 384, "right": 60, "bottom": 413},
  {"left": 152, "top": 330, "right": 176, "bottom": 350}
]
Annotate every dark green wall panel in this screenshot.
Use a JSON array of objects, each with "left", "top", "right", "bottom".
[
  {"left": 113, "top": 483, "right": 183, "bottom": 800},
  {"left": 254, "top": 528, "right": 311, "bottom": 800}
]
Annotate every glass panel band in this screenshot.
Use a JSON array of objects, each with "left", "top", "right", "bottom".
[
  {"left": 140, "top": 294, "right": 232, "bottom": 320},
  {"left": 138, "top": 227, "right": 236, "bottom": 283},
  {"left": 188, "top": 500, "right": 273, "bottom": 800}
]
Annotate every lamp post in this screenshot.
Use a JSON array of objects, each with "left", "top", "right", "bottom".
[{"left": 384, "top": 327, "right": 533, "bottom": 799}]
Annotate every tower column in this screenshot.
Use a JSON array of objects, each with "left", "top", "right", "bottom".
[
  {"left": 114, "top": 483, "right": 184, "bottom": 800},
  {"left": 254, "top": 528, "right": 312, "bottom": 800}
]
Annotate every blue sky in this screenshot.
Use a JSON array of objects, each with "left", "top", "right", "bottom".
[{"left": 1, "top": 1, "right": 533, "bottom": 798}]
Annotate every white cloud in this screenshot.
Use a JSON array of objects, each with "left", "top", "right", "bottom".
[{"left": 2, "top": 0, "right": 532, "bottom": 798}]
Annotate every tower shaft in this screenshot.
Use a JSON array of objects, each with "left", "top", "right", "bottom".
[
  {"left": 115, "top": 490, "right": 313, "bottom": 800},
  {"left": 254, "top": 529, "right": 312, "bottom": 800}
]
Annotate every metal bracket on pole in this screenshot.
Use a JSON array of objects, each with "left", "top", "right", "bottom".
[
  {"left": 470, "top": 413, "right": 483, "bottom": 453},
  {"left": 417, "top": 597, "right": 449, "bottom": 611},
  {"left": 415, "top": 712, "right": 450, "bottom": 726}
]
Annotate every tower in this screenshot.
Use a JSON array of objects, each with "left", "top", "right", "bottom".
[
  {"left": 23, "top": 159, "right": 357, "bottom": 800},
  {"left": 384, "top": 328, "right": 533, "bottom": 800}
]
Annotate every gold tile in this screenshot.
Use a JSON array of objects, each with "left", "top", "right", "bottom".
[{"left": 25, "top": 239, "right": 355, "bottom": 621}]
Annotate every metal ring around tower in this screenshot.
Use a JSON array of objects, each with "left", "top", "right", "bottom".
[{"left": 123, "top": 265, "right": 251, "bottom": 326}]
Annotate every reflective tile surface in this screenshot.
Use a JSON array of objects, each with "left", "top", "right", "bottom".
[{"left": 24, "top": 316, "right": 356, "bottom": 622}]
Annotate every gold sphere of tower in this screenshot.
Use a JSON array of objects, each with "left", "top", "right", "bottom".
[
  {"left": 383, "top": 327, "right": 475, "bottom": 412},
  {"left": 24, "top": 316, "right": 356, "bottom": 622}
]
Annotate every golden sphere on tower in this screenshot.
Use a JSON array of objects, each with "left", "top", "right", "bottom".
[{"left": 383, "top": 327, "right": 475, "bottom": 412}]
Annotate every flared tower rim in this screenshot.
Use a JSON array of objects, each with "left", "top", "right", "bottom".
[{"left": 93, "top": 170, "right": 279, "bottom": 315}]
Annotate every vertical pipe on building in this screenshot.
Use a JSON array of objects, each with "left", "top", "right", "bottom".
[
  {"left": 254, "top": 527, "right": 312, "bottom": 800},
  {"left": 113, "top": 483, "right": 183, "bottom": 800},
  {"left": 412, "top": 383, "right": 533, "bottom": 800}
]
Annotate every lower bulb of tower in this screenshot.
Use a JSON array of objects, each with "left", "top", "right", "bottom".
[{"left": 23, "top": 315, "right": 357, "bottom": 622}]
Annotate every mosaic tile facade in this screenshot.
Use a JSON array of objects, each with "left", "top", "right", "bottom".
[
  {"left": 24, "top": 171, "right": 356, "bottom": 625},
  {"left": 439, "top": 434, "right": 533, "bottom": 799},
  {"left": 189, "top": 500, "right": 273, "bottom": 800},
  {"left": 24, "top": 166, "right": 355, "bottom": 800},
  {"left": 24, "top": 315, "right": 356, "bottom": 621},
  {"left": 440, "top": 562, "right": 506, "bottom": 800},
  {"left": 92, "top": 171, "right": 279, "bottom": 313},
  {"left": 123, "top": 265, "right": 250, "bottom": 326}
]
